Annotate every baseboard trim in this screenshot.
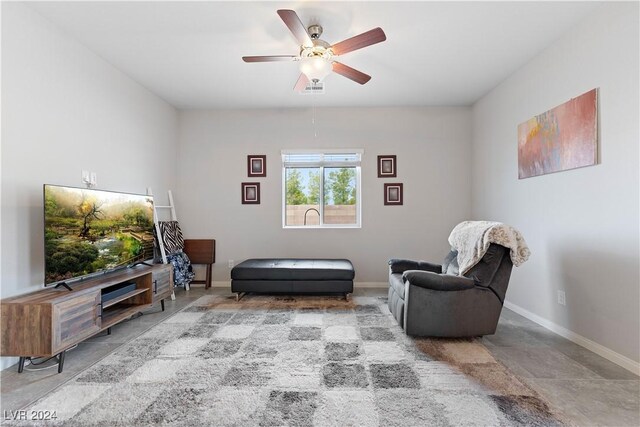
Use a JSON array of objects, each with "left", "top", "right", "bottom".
[
  {"left": 355, "top": 282, "right": 388, "bottom": 289},
  {"left": 211, "top": 281, "right": 230, "bottom": 288},
  {"left": 1, "top": 357, "right": 19, "bottom": 371},
  {"left": 504, "top": 300, "right": 640, "bottom": 376}
]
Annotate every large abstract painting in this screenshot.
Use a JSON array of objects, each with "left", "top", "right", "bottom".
[{"left": 518, "top": 89, "right": 598, "bottom": 179}]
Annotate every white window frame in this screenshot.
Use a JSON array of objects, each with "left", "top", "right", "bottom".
[{"left": 282, "top": 149, "right": 363, "bottom": 229}]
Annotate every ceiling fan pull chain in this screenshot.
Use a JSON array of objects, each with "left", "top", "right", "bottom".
[{"left": 312, "top": 92, "right": 319, "bottom": 139}]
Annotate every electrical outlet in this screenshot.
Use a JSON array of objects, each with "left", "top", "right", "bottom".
[
  {"left": 557, "top": 290, "right": 566, "bottom": 306},
  {"left": 228, "top": 260, "right": 234, "bottom": 268},
  {"left": 82, "top": 170, "right": 91, "bottom": 185}
]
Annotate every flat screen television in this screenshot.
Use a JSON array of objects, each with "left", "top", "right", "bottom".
[{"left": 43, "top": 184, "right": 155, "bottom": 287}]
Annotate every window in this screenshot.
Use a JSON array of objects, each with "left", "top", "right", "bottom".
[{"left": 282, "top": 150, "right": 362, "bottom": 228}]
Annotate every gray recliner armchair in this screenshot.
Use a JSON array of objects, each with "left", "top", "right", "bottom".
[{"left": 388, "top": 244, "right": 513, "bottom": 337}]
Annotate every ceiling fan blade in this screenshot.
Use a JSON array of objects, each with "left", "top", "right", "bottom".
[
  {"left": 332, "top": 62, "right": 371, "bottom": 85},
  {"left": 331, "top": 27, "right": 386, "bottom": 56},
  {"left": 293, "top": 74, "right": 310, "bottom": 92},
  {"left": 277, "top": 9, "right": 313, "bottom": 47},
  {"left": 242, "top": 55, "right": 297, "bottom": 63}
]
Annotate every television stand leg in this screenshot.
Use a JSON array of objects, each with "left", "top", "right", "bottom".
[
  {"left": 18, "top": 357, "right": 26, "bottom": 373},
  {"left": 57, "top": 351, "right": 66, "bottom": 374},
  {"left": 161, "top": 299, "right": 165, "bottom": 311},
  {"left": 107, "top": 327, "right": 111, "bottom": 335}
]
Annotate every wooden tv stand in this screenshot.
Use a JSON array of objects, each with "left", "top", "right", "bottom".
[{"left": 0, "top": 263, "right": 173, "bottom": 373}]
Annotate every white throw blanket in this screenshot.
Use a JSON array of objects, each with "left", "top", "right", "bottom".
[{"left": 448, "top": 221, "right": 531, "bottom": 275}]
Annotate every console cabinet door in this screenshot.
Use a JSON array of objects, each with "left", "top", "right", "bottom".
[
  {"left": 152, "top": 266, "right": 173, "bottom": 302},
  {"left": 52, "top": 291, "right": 101, "bottom": 353}
]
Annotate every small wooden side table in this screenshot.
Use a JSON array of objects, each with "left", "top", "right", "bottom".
[{"left": 184, "top": 239, "right": 216, "bottom": 289}]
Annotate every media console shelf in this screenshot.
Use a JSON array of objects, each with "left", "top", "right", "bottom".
[{"left": 0, "top": 263, "right": 173, "bottom": 373}]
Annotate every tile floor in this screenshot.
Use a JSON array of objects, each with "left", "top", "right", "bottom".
[
  {"left": 1, "top": 287, "right": 638, "bottom": 426},
  {"left": 482, "top": 308, "right": 639, "bottom": 426}
]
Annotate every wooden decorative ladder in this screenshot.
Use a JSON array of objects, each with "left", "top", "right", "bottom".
[{"left": 148, "top": 188, "right": 183, "bottom": 295}]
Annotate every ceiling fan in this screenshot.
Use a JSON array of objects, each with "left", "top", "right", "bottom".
[{"left": 242, "top": 9, "right": 386, "bottom": 91}]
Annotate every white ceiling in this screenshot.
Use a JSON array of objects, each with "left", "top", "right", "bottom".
[{"left": 28, "top": 1, "right": 602, "bottom": 109}]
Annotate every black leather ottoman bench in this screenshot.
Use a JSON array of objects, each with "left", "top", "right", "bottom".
[{"left": 231, "top": 258, "right": 355, "bottom": 300}]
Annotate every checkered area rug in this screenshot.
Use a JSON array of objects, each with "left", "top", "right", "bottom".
[{"left": 9, "top": 294, "right": 566, "bottom": 426}]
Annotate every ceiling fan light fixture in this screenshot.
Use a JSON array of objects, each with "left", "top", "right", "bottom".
[{"left": 299, "top": 56, "right": 332, "bottom": 83}]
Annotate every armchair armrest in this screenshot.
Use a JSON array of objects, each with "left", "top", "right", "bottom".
[
  {"left": 402, "top": 270, "right": 475, "bottom": 291},
  {"left": 388, "top": 259, "right": 442, "bottom": 274}
]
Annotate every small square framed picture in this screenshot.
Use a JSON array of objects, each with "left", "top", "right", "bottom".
[
  {"left": 242, "top": 182, "right": 260, "bottom": 204},
  {"left": 248, "top": 155, "right": 266, "bottom": 177},
  {"left": 384, "top": 183, "right": 403, "bottom": 205},
  {"left": 377, "top": 155, "right": 397, "bottom": 178}
]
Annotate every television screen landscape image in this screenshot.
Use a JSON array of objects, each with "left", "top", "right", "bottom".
[{"left": 44, "top": 185, "right": 155, "bottom": 285}]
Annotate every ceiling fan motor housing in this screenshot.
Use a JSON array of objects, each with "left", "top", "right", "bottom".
[
  {"left": 307, "top": 24, "right": 323, "bottom": 39},
  {"left": 300, "top": 39, "right": 332, "bottom": 60},
  {"left": 302, "top": 25, "right": 332, "bottom": 59}
]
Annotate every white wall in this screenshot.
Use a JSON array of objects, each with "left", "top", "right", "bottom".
[
  {"left": 1, "top": 4, "right": 179, "bottom": 368},
  {"left": 471, "top": 2, "right": 639, "bottom": 366},
  {"left": 176, "top": 107, "right": 472, "bottom": 284}
]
